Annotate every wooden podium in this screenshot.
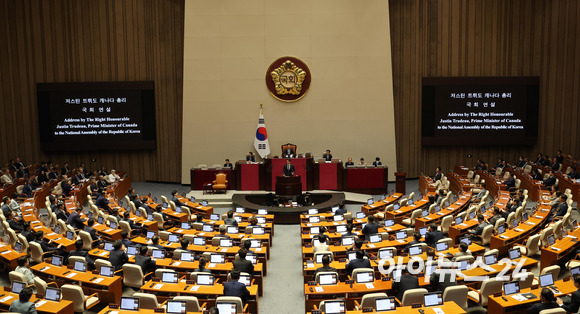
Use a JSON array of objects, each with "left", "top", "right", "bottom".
[{"left": 275, "top": 175, "right": 302, "bottom": 197}]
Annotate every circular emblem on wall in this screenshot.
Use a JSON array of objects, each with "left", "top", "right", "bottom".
[{"left": 265, "top": 56, "right": 311, "bottom": 102}]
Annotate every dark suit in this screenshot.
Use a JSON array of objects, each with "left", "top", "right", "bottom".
[
  {"left": 97, "top": 180, "right": 109, "bottom": 190},
  {"left": 543, "top": 176, "right": 556, "bottom": 187},
  {"left": 109, "top": 249, "right": 128, "bottom": 271},
  {"left": 434, "top": 172, "right": 442, "bottom": 181},
  {"left": 1, "top": 204, "right": 11, "bottom": 217},
  {"left": 430, "top": 271, "right": 457, "bottom": 292},
  {"left": 473, "top": 222, "right": 489, "bottom": 236},
  {"left": 526, "top": 302, "right": 558, "bottom": 314},
  {"left": 135, "top": 254, "right": 156, "bottom": 274},
  {"left": 312, "top": 265, "right": 337, "bottom": 281},
  {"left": 61, "top": 183, "right": 71, "bottom": 197},
  {"left": 246, "top": 155, "right": 255, "bottom": 162},
  {"left": 562, "top": 289, "right": 580, "bottom": 313},
  {"left": 54, "top": 208, "right": 68, "bottom": 222},
  {"left": 95, "top": 195, "right": 110, "bottom": 212},
  {"left": 84, "top": 226, "right": 100, "bottom": 241},
  {"left": 362, "top": 222, "right": 379, "bottom": 240},
  {"left": 224, "top": 163, "right": 233, "bottom": 169},
  {"left": 323, "top": 154, "right": 332, "bottom": 161},
  {"left": 67, "top": 211, "right": 85, "bottom": 229},
  {"left": 372, "top": 161, "right": 382, "bottom": 167},
  {"left": 61, "top": 167, "right": 69, "bottom": 176},
  {"left": 223, "top": 280, "right": 250, "bottom": 303},
  {"left": 283, "top": 148, "right": 295, "bottom": 157},
  {"left": 568, "top": 171, "right": 580, "bottom": 180},
  {"left": 282, "top": 164, "right": 295, "bottom": 176},
  {"left": 425, "top": 230, "right": 444, "bottom": 247},
  {"left": 48, "top": 171, "right": 58, "bottom": 180},
  {"left": 22, "top": 184, "right": 33, "bottom": 197},
  {"left": 392, "top": 274, "right": 419, "bottom": 301},
  {"left": 33, "top": 239, "right": 58, "bottom": 253},
  {"left": 504, "top": 177, "right": 515, "bottom": 189},
  {"left": 21, "top": 230, "right": 35, "bottom": 242},
  {"left": 555, "top": 202, "right": 569, "bottom": 218},
  {"left": 345, "top": 258, "right": 372, "bottom": 275},
  {"left": 223, "top": 217, "right": 238, "bottom": 226},
  {"left": 8, "top": 219, "right": 23, "bottom": 232},
  {"left": 345, "top": 162, "right": 354, "bottom": 168},
  {"left": 403, "top": 240, "right": 422, "bottom": 253},
  {"left": 172, "top": 196, "right": 185, "bottom": 207},
  {"left": 68, "top": 249, "right": 95, "bottom": 270},
  {"left": 233, "top": 258, "right": 254, "bottom": 275},
  {"left": 122, "top": 238, "right": 134, "bottom": 248}
]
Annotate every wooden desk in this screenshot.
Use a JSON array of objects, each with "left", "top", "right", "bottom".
[
  {"left": 487, "top": 279, "right": 575, "bottom": 314},
  {"left": 307, "top": 301, "right": 466, "bottom": 314},
  {"left": 176, "top": 196, "right": 214, "bottom": 218},
  {"left": 360, "top": 193, "right": 403, "bottom": 215},
  {"left": 415, "top": 192, "right": 471, "bottom": 229},
  {"left": 106, "top": 176, "right": 132, "bottom": 200},
  {"left": 314, "top": 161, "right": 343, "bottom": 190},
  {"left": 0, "top": 179, "right": 24, "bottom": 200},
  {"left": 190, "top": 168, "right": 235, "bottom": 190},
  {"left": 0, "top": 242, "right": 27, "bottom": 270},
  {"left": 505, "top": 168, "right": 542, "bottom": 202},
  {"left": 140, "top": 279, "right": 259, "bottom": 314},
  {"left": 541, "top": 226, "right": 580, "bottom": 271},
  {"left": 31, "top": 262, "right": 123, "bottom": 304},
  {"left": 555, "top": 172, "right": 580, "bottom": 202},
  {"left": 0, "top": 287, "right": 74, "bottom": 314},
  {"left": 304, "top": 279, "right": 391, "bottom": 312},
  {"left": 99, "top": 308, "right": 203, "bottom": 314},
  {"left": 342, "top": 167, "right": 388, "bottom": 194},
  {"left": 383, "top": 198, "right": 431, "bottom": 225},
  {"left": 489, "top": 204, "right": 551, "bottom": 256}
]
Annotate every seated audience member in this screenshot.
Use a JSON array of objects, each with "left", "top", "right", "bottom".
[
  {"left": 97, "top": 175, "right": 109, "bottom": 190},
  {"left": 469, "top": 214, "right": 489, "bottom": 239},
  {"left": 372, "top": 157, "right": 382, "bottom": 167},
  {"left": 473, "top": 183, "right": 487, "bottom": 202},
  {"left": 1, "top": 196, "right": 12, "bottom": 217},
  {"left": 543, "top": 170, "right": 557, "bottom": 188},
  {"left": 246, "top": 152, "right": 255, "bottom": 162},
  {"left": 312, "top": 254, "right": 337, "bottom": 281},
  {"left": 435, "top": 189, "right": 445, "bottom": 207},
  {"left": 556, "top": 274, "right": 580, "bottom": 312},
  {"left": 403, "top": 232, "right": 423, "bottom": 253},
  {"left": 95, "top": 191, "right": 111, "bottom": 213},
  {"left": 61, "top": 179, "right": 72, "bottom": 197},
  {"left": 451, "top": 242, "right": 472, "bottom": 262},
  {"left": 347, "top": 238, "right": 369, "bottom": 258},
  {"left": 430, "top": 266, "right": 457, "bottom": 292},
  {"left": 68, "top": 240, "right": 96, "bottom": 270},
  {"left": 344, "top": 158, "right": 354, "bottom": 167},
  {"left": 361, "top": 215, "right": 378, "bottom": 240},
  {"left": 135, "top": 245, "right": 156, "bottom": 274},
  {"left": 171, "top": 190, "right": 185, "bottom": 206},
  {"left": 345, "top": 250, "right": 372, "bottom": 275},
  {"left": 223, "top": 159, "right": 233, "bottom": 169},
  {"left": 9, "top": 287, "right": 36, "bottom": 314},
  {"left": 0, "top": 170, "right": 12, "bottom": 184},
  {"left": 150, "top": 236, "right": 165, "bottom": 251},
  {"left": 194, "top": 256, "right": 212, "bottom": 274},
  {"left": 214, "top": 225, "right": 230, "bottom": 239},
  {"left": 527, "top": 288, "right": 559, "bottom": 314},
  {"left": 21, "top": 180, "right": 33, "bottom": 198},
  {"left": 549, "top": 194, "right": 569, "bottom": 222},
  {"left": 503, "top": 173, "right": 515, "bottom": 189},
  {"left": 223, "top": 210, "right": 238, "bottom": 226},
  {"left": 313, "top": 234, "right": 330, "bottom": 254},
  {"left": 108, "top": 169, "right": 120, "bottom": 183},
  {"left": 5, "top": 195, "right": 21, "bottom": 217},
  {"left": 33, "top": 230, "right": 66, "bottom": 257},
  {"left": 340, "top": 224, "right": 357, "bottom": 240},
  {"left": 84, "top": 219, "right": 101, "bottom": 243},
  {"left": 15, "top": 256, "right": 35, "bottom": 285},
  {"left": 121, "top": 230, "right": 134, "bottom": 248},
  {"left": 434, "top": 167, "right": 442, "bottom": 181},
  {"left": 335, "top": 202, "right": 348, "bottom": 215},
  {"left": 223, "top": 270, "right": 250, "bottom": 304},
  {"left": 425, "top": 223, "right": 443, "bottom": 247},
  {"left": 6, "top": 211, "right": 23, "bottom": 232},
  {"left": 568, "top": 167, "right": 580, "bottom": 180},
  {"left": 67, "top": 207, "right": 86, "bottom": 229},
  {"left": 233, "top": 248, "right": 254, "bottom": 276},
  {"left": 242, "top": 239, "right": 255, "bottom": 255},
  {"left": 54, "top": 202, "right": 68, "bottom": 222},
  {"left": 109, "top": 239, "right": 128, "bottom": 271},
  {"left": 530, "top": 169, "right": 543, "bottom": 181},
  {"left": 392, "top": 263, "right": 420, "bottom": 301},
  {"left": 488, "top": 206, "right": 503, "bottom": 226},
  {"left": 122, "top": 211, "right": 140, "bottom": 233},
  {"left": 21, "top": 222, "right": 35, "bottom": 243}
]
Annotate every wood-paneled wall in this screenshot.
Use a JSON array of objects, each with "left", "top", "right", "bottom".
[
  {"left": 0, "top": 0, "right": 184, "bottom": 182},
  {"left": 389, "top": 0, "right": 580, "bottom": 177}
]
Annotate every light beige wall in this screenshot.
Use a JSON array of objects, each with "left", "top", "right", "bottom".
[{"left": 182, "top": 0, "right": 398, "bottom": 184}]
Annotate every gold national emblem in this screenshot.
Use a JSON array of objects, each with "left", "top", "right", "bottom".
[
  {"left": 265, "top": 56, "right": 311, "bottom": 102},
  {"left": 270, "top": 60, "right": 306, "bottom": 95}
]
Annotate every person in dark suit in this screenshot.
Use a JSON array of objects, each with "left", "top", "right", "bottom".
[
  {"left": 109, "top": 239, "right": 128, "bottom": 271},
  {"left": 372, "top": 157, "right": 382, "bottom": 167},
  {"left": 283, "top": 147, "right": 295, "bottom": 158},
  {"left": 33, "top": 230, "right": 64, "bottom": 254},
  {"left": 47, "top": 167, "right": 58, "bottom": 180},
  {"left": 21, "top": 180, "right": 33, "bottom": 198},
  {"left": 223, "top": 159, "right": 233, "bottom": 169},
  {"left": 322, "top": 150, "right": 332, "bottom": 161},
  {"left": 282, "top": 159, "right": 295, "bottom": 177},
  {"left": 95, "top": 192, "right": 110, "bottom": 213},
  {"left": 345, "top": 250, "right": 372, "bottom": 275},
  {"left": 70, "top": 170, "right": 81, "bottom": 185},
  {"left": 97, "top": 175, "right": 109, "bottom": 190},
  {"left": 135, "top": 245, "right": 156, "bottom": 274},
  {"left": 68, "top": 240, "right": 95, "bottom": 270},
  {"left": 6, "top": 211, "right": 23, "bottom": 232},
  {"left": 430, "top": 267, "right": 457, "bottom": 292},
  {"left": 503, "top": 173, "right": 515, "bottom": 189},
  {"left": 150, "top": 236, "right": 165, "bottom": 251},
  {"left": 568, "top": 168, "right": 580, "bottom": 180},
  {"left": 403, "top": 232, "right": 423, "bottom": 253},
  {"left": 339, "top": 224, "right": 357, "bottom": 240},
  {"left": 84, "top": 219, "right": 101, "bottom": 242},
  {"left": 425, "top": 223, "right": 443, "bottom": 247},
  {"left": 312, "top": 254, "right": 337, "bottom": 281},
  {"left": 362, "top": 215, "right": 379, "bottom": 240},
  {"left": 67, "top": 207, "right": 86, "bottom": 229},
  {"left": 171, "top": 190, "right": 185, "bottom": 206},
  {"left": 555, "top": 150, "right": 564, "bottom": 164},
  {"left": 345, "top": 158, "right": 354, "bottom": 168},
  {"left": 233, "top": 249, "right": 254, "bottom": 276},
  {"left": 223, "top": 211, "right": 238, "bottom": 226},
  {"left": 194, "top": 256, "right": 212, "bottom": 273},
  {"left": 21, "top": 222, "right": 35, "bottom": 243},
  {"left": 488, "top": 206, "right": 503, "bottom": 226},
  {"left": 557, "top": 274, "right": 580, "bottom": 312},
  {"left": 549, "top": 195, "right": 569, "bottom": 222},
  {"left": 392, "top": 263, "right": 420, "bottom": 301},
  {"left": 61, "top": 179, "right": 72, "bottom": 197},
  {"left": 543, "top": 171, "right": 557, "bottom": 188},
  {"left": 469, "top": 215, "right": 489, "bottom": 239},
  {"left": 120, "top": 230, "right": 135, "bottom": 248},
  {"left": 527, "top": 288, "right": 559, "bottom": 314},
  {"left": 530, "top": 169, "right": 543, "bottom": 181},
  {"left": 434, "top": 167, "right": 442, "bottom": 181},
  {"left": 9, "top": 287, "right": 36, "bottom": 314},
  {"left": 54, "top": 202, "right": 68, "bottom": 222},
  {"left": 335, "top": 202, "right": 348, "bottom": 215},
  {"left": 223, "top": 270, "right": 250, "bottom": 304},
  {"left": 246, "top": 152, "right": 255, "bottom": 162},
  {"left": 61, "top": 162, "right": 70, "bottom": 176}
]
